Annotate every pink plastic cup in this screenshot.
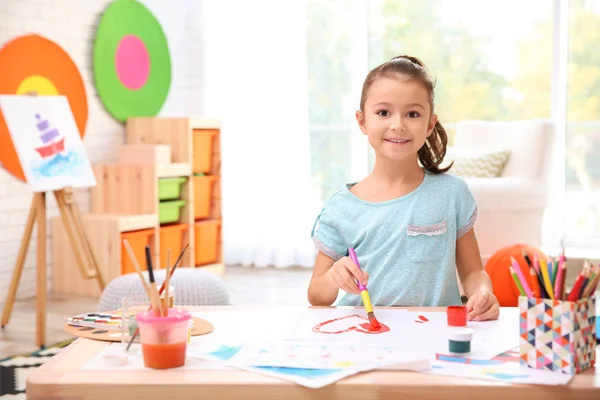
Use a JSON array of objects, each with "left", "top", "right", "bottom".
[{"left": 135, "top": 308, "right": 191, "bottom": 369}]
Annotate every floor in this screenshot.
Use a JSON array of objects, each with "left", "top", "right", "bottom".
[{"left": 0, "top": 266, "right": 313, "bottom": 358}]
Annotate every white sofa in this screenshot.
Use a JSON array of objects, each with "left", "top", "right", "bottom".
[{"left": 450, "top": 119, "right": 555, "bottom": 262}]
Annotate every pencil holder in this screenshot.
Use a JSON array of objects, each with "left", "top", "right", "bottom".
[{"left": 518, "top": 296, "right": 596, "bottom": 374}]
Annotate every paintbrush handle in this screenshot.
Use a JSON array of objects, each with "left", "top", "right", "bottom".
[{"left": 348, "top": 247, "right": 367, "bottom": 290}]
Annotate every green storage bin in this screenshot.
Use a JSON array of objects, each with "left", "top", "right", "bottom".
[
  {"left": 158, "top": 177, "right": 187, "bottom": 200},
  {"left": 159, "top": 200, "right": 186, "bottom": 224}
]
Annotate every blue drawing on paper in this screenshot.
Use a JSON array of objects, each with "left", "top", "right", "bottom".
[
  {"left": 208, "top": 345, "right": 242, "bottom": 360},
  {"left": 484, "top": 371, "right": 529, "bottom": 380},
  {"left": 28, "top": 113, "right": 83, "bottom": 179},
  {"left": 253, "top": 366, "right": 342, "bottom": 379}
]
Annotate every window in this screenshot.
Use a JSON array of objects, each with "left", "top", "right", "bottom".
[
  {"left": 368, "top": 0, "right": 553, "bottom": 126},
  {"left": 565, "top": 0, "right": 600, "bottom": 247},
  {"left": 306, "top": 0, "right": 600, "bottom": 252}
]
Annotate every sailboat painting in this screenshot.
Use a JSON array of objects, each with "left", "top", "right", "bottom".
[{"left": 0, "top": 95, "right": 95, "bottom": 192}]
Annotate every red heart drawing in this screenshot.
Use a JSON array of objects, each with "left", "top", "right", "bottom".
[{"left": 312, "top": 314, "right": 390, "bottom": 335}]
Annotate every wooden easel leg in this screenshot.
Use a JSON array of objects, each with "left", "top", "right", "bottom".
[
  {"left": 37, "top": 192, "right": 46, "bottom": 349},
  {"left": 1, "top": 194, "right": 38, "bottom": 329},
  {"left": 60, "top": 189, "right": 105, "bottom": 289},
  {"left": 54, "top": 190, "right": 105, "bottom": 290}
]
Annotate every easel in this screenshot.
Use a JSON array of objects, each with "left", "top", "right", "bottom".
[
  {"left": 0, "top": 93, "right": 106, "bottom": 348},
  {"left": 1, "top": 187, "right": 105, "bottom": 348}
]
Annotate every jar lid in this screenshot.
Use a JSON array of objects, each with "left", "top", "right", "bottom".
[{"left": 448, "top": 328, "right": 473, "bottom": 342}]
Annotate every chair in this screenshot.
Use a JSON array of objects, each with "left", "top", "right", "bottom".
[
  {"left": 98, "top": 268, "right": 230, "bottom": 311},
  {"left": 451, "top": 119, "right": 555, "bottom": 262}
]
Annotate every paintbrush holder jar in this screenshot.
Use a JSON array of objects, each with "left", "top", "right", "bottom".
[
  {"left": 136, "top": 308, "right": 191, "bottom": 369},
  {"left": 518, "top": 296, "right": 596, "bottom": 374}
]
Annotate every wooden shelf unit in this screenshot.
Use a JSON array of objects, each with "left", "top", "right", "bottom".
[
  {"left": 51, "top": 116, "right": 224, "bottom": 297},
  {"left": 124, "top": 117, "right": 223, "bottom": 273}
]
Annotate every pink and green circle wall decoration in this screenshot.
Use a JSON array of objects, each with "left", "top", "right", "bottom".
[{"left": 93, "top": 0, "right": 171, "bottom": 123}]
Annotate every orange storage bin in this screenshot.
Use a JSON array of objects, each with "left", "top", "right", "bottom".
[
  {"left": 159, "top": 224, "right": 189, "bottom": 268},
  {"left": 195, "top": 219, "right": 221, "bottom": 265},
  {"left": 193, "top": 129, "right": 218, "bottom": 174},
  {"left": 194, "top": 175, "right": 218, "bottom": 219},
  {"left": 121, "top": 228, "right": 155, "bottom": 275}
]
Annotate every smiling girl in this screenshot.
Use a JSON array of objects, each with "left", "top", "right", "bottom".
[{"left": 307, "top": 55, "right": 499, "bottom": 322}]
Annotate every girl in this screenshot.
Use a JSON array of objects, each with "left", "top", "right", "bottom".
[{"left": 308, "top": 55, "right": 499, "bottom": 321}]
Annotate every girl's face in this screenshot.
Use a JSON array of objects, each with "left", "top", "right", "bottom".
[{"left": 356, "top": 75, "right": 437, "bottom": 163}]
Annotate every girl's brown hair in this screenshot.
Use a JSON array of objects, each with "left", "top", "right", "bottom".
[{"left": 359, "top": 55, "right": 451, "bottom": 174}]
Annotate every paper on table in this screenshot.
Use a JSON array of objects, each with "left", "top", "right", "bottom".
[
  {"left": 217, "top": 339, "right": 430, "bottom": 370},
  {"left": 428, "top": 349, "right": 575, "bottom": 386},
  {"left": 399, "top": 309, "right": 519, "bottom": 360},
  {"left": 81, "top": 343, "right": 231, "bottom": 371},
  {"left": 191, "top": 340, "right": 429, "bottom": 389}
]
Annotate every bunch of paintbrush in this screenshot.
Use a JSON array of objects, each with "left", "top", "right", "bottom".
[
  {"left": 122, "top": 241, "right": 190, "bottom": 350},
  {"left": 510, "top": 249, "right": 599, "bottom": 301}
]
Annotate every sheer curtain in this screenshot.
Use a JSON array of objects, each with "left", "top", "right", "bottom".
[{"left": 201, "top": 0, "right": 318, "bottom": 268}]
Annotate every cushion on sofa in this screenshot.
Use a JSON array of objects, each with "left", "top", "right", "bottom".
[{"left": 443, "top": 148, "right": 511, "bottom": 178}]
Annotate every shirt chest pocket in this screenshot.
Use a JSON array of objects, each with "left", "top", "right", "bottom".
[{"left": 405, "top": 220, "right": 449, "bottom": 263}]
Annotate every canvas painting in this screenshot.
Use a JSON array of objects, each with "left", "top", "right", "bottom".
[{"left": 0, "top": 95, "right": 95, "bottom": 192}]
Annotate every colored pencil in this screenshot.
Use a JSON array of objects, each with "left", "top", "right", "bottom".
[
  {"left": 524, "top": 250, "right": 549, "bottom": 298},
  {"left": 582, "top": 266, "right": 600, "bottom": 298},
  {"left": 538, "top": 253, "right": 554, "bottom": 300},
  {"left": 554, "top": 263, "right": 566, "bottom": 300},
  {"left": 567, "top": 273, "right": 585, "bottom": 302},
  {"left": 529, "top": 267, "right": 540, "bottom": 298},
  {"left": 509, "top": 266, "right": 526, "bottom": 296},
  {"left": 510, "top": 257, "right": 532, "bottom": 297}
]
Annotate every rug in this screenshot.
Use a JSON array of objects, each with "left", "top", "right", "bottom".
[{"left": 0, "top": 339, "right": 75, "bottom": 398}]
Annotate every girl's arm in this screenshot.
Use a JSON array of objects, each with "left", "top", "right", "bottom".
[
  {"left": 456, "top": 228, "right": 499, "bottom": 321},
  {"left": 456, "top": 228, "right": 492, "bottom": 296},
  {"left": 307, "top": 251, "right": 340, "bottom": 306}
]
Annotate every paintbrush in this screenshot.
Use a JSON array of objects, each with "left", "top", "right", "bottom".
[
  {"left": 125, "top": 244, "right": 189, "bottom": 351},
  {"left": 348, "top": 247, "right": 381, "bottom": 329},
  {"left": 123, "top": 240, "right": 152, "bottom": 299},
  {"left": 163, "top": 248, "right": 172, "bottom": 311},
  {"left": 145, "top": 246, "right": 163, "bottom": 316}
]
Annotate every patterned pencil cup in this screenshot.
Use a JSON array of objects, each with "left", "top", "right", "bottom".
[{"left": 519, "top": 296, "right": 596, "bottom": 374}]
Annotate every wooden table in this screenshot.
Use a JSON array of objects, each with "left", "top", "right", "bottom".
[{"left": 27, "top": 306, "right": 600, "bottom": 399}]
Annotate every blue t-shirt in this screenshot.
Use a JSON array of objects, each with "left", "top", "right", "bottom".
[{"left": 310, "top": 172, "right": 477, "bottom": 307}]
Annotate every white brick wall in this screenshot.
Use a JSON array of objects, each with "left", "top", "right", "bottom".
[{"left": 0, "top": 0, "right": 204, "bottom": 301}]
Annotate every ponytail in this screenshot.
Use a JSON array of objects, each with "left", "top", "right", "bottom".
[{"left": 418, "top": 121, "right": 452, "bottom": 174}]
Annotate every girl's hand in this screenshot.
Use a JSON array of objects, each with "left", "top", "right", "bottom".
[
  {"left": 466, "top": 288, "right": 499, "bottom": 321},
  {"left": 325, "top": 256, "right": 369, "bottom": 294}
]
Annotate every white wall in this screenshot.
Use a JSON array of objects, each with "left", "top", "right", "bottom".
[{"left": 0, "top": 0, "right": 204, "bottom": 300}]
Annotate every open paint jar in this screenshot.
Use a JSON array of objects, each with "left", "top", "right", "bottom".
[
  {"left": 447, "top": 305, "right": 467, "bottom": 327},
  {"left": 448, "top": 328, "right": 473, "bottom": 355},
  {"left": 136, "top": 308, "right": 191, "bottom": 369}
]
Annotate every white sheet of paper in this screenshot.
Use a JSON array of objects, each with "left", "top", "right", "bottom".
[
  {"left": 0, "top": 95, "right": 95, "bottom": 192},
  {"left": 222, "top": 339, "right": 429, "bottom": 370},
  {"left": 397, "top": 309, "right": 520, "bottom": 360},
  {"left": 429, "top": 353, "right": 574, "bottom": 385},
  {"left": 81, "top": 343, "right": 230, "bottom": 371}
]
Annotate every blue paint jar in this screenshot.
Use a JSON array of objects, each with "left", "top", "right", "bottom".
[{"left": 448, "top": 328, "right": 473, "bottom": 355}]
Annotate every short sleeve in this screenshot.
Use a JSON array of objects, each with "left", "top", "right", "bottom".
[
  {"left": 455, "top": 178, "right": 478, "bottom": 239},
  {"left": 310, "top": 206, "right": 347, "bottom": 261}
]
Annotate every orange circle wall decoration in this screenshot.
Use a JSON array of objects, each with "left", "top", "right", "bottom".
[{"left": 0, "top": 34, "right": 88, "bottom": 182}]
